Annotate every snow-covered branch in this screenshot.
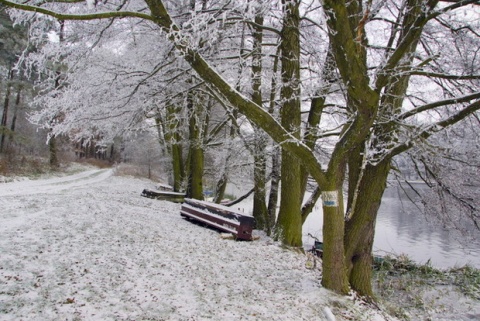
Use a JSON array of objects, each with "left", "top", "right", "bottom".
[
  {"left": 387, "top": 100, "right": 480, "bottom": 159},
  {"left": 0, "top": 0, "right": 153, "bottom": 21},
  {"left": 399, "top": 92, "right": 480, "bottom": 121},
  {"left": 409, "top": 71, "right": 480, "bottom": 80}
]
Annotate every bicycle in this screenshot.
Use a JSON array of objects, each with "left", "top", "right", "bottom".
[{"left": 305, "top": 233, "right": 323, "bottom": 270}]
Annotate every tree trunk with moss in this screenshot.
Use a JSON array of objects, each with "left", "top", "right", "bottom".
[
  {"left": 319, "top": 0, "right": 379, "bottom": 294},
  {"left": 344, "top": 159, "right": 390, "bottom": 297},
  {"left": 321, "top": 181, "right": 350, "bottom": 294},
  {"left": 343, "top": 0, "right": 428, "bottom": 297},
  {"left": 186, "top": 93, "right": 204, "bottom": 200},
  {"left": 274, "top": 0, "right": 303, "bottom": 247}
]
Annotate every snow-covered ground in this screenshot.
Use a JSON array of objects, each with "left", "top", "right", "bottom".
[
  {"left": 0, "top": 168, "right": 392, "bottom": 321},
  {"left": 2, "top": 167, "right": 479, "bottom": 321}
]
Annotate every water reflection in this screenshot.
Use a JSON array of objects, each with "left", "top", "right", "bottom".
[
  {"left": 303, "top": 184, "right": 480, "bottom": 269},
  {"left": 376, "top": 184, "right": 480, "bottom": 268}
]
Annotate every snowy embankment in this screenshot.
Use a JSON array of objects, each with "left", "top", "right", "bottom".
[{"left": 0, "top": 168, "right": 391, "bottom": 321}]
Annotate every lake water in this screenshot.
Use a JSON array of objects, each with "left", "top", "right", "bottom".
[
  {"left": 303, "top": 184, "right": 480, "bottom": 269},
  {"left": 229, "top": 181, "right": 480, "bottom": 269}
]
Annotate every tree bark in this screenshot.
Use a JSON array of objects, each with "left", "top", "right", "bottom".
[
  {"left": 186, "top": 92, "right": 204, "bottom": 200},
  {"left": 251, "top": 13, "right": 269, "bottom": 230},
  {"left": 49, "top": 134, "right": 59, "bottom": 168},
  {"left": 342, "top": 0, "right": 431, "bottom": 297},
  {"left": 48, "top": 20, "right": 65, "bottom": 169},
  {"left": 266, "top": 46, "right": 280, "bottom": 236},
  {"left": 274, "top": 0, "right": 303, "bottom": 247},
  {"left": 253, "top": 151, "right": 268, "bottom": 229},
  {"left": 267, "top": 147, "right": 280, "bottom": 236},
  {"left": 213, "top": 112, "right": 237, "bottom": 204},
  {"left": 301, "top": 186, "right": 321, "bottom": 223},
  {"left": 8, "top": 86, "right": 21, "bottom": 146},
  {"left": 344, "top": 160, "right": 391, "bottom": 297},
  {"left": 164, "top": 105, "right": 184, "bottom": 192},
  {"left": 0, "top": 69, "right": 13, "bottom": 153},
  {"left": 321, "top": 183, "right": 349, "bottom": 294},
  {"left": 10, "top": 87, "right": 22, "bottom": 141}
]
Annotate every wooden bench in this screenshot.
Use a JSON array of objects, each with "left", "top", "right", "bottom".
[
  {"left": 141, "top": 189, "right": 185, "bottom": 203},
  {"left": 180, "top": 198, "right": 255, "bottom": 241}
]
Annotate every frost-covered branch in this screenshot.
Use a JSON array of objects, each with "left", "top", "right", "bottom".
[
  {"left": 399, "top": 92, "right": 480, "bottom": 121},
  {"left": 409, "top": 71, "right": 480, "bottom": 80},
  {"left": 419, "top": 156, "right": 479, "bottom": 230},
  {"left": 0, "top": 0, "right": 153, "bottom": 21},
  {"left": 388, "top": 99, "right": 480, "bottom": 158},
  {"left": 432, "top": 0, "right": 480, "bottom": 18}
]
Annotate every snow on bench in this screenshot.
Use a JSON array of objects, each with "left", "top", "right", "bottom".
[
  {"left": 180, "top": 198, "right": 255, "bottom": 241},
  {"left": 141, "top": 189, "right": 185, "bottom": 203}
]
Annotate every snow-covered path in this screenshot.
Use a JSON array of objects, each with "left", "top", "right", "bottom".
[
  {"left": 0, "top": 171, "right": 389, "bottom": 321},
  {"left": 0, "top": 168, "right": 113, "bottom": 197}
]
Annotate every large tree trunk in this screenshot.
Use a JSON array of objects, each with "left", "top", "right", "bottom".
[
  {"left": 251, "top": 13, "right": 269, "bottom": 230},
  {"left": 186, "top": 92, "right": 204, "bottom": 200},
  {"left": 274, "top": 0, "right": 302, "bottom": 247},
  {"left": 321, "top": 184, "right": 350, "bottom": 294},
  {"left": 344, "top": 159, "right": 391, "bottom": 297},
  {"left": 47, "top": 20, "right": 65, "bottom": 169},
  {"left": 341, "top": 1, "right": 427, "bottom": 297},
  {"left": 342, "top": 1, "right": 427, "bottom": 297},
  {"left": 319, "top": 1, "right": 379, "bottom": 293},
  {"left": 276, "top": 150, "right": 302, "bottom": 247}
]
